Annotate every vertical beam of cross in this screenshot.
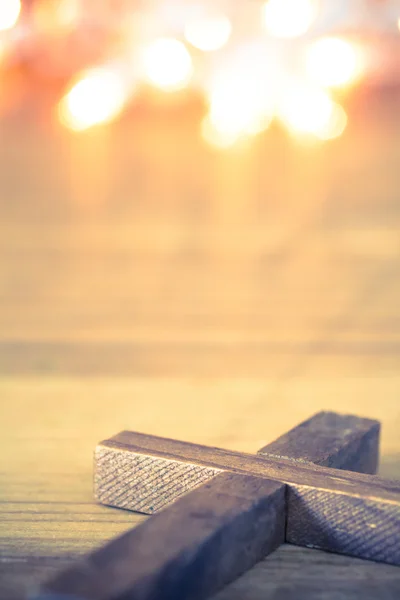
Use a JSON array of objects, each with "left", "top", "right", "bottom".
[
  {"left": 34, "top": 412, "right": 399, "bottom": 600},
  {"left": 35, "top": 473, "right": 286, "bottom": 600}
]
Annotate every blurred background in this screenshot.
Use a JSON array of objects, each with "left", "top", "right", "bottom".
[
  {"left": 2, "top": 4, "right": 400, "bottom": 597},
  {"left": 1, "top": 0, "right": 400, "bottom": 388}
]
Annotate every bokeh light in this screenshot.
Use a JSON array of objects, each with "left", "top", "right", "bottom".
[
  {"left": 58, "top": 68, "right": 127, "bottom": 131},
  {"left": 278, "top": 82, "right": 346, "bottom": 139},
  {"left": 202, "top": 42, "right": 275, "bottom": 148},
  {"left": 141, "top": 38, "right": 193, "bottom": 91},
  {"left": 305, "top": 37, "right": 363, "bottom": 89},
  {"left": 0, "top": 0, "right": 21, "bottom": 32},
  {"left": 33, "top": 0, "right": 81, "bottom": 33},
  {"left": 262, "top": 0, "right": 319, "bottom": 39},
  {"left": 0, "top": 0, "right": 390, "bottom": 146},
  {"left": 184, "top": 13, "right": 232, "bottom": 52},
  {"left": 205, "top": 80, "right": 273, "bottom": 146},
  {"left": 316, "top": 102, "right": 347, "bottom": 140},
  {"left": 201, "top": 115, "right": 241, "bottom": 149}
]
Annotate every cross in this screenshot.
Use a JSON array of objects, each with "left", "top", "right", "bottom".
[{"left": 35, "top": 411, "right": 400, "bottom": 600}]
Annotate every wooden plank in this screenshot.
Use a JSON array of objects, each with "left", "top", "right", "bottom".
[
  {"left": 259, "top": 411, "right": 380, "bottom": 473},
  {"left": 4, "top": 547, "right": 400, "bottom": 600},
  {"left": 36, "top": 473, "right": 285, "bottom": 600},
  {"left": 95, "top": 431, "right": 400, "bottom": 565}
]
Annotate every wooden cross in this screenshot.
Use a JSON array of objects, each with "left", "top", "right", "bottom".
[{"left": 35, "top": 411, "right": 400, "bottom": 600}]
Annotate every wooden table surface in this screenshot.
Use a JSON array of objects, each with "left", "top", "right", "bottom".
[{"left": 1, "top": 90, "right": 400, "bottom": 599}]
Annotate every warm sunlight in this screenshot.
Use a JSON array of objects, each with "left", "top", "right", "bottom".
[
  {"left": 316, "top": 101, "right": 348, "bottom": 140},
  {"left": 58, "top": 68, "right": 127, "bottom": 131},
  {"left": 184, "top": 13, "right": 232, "bottom": 52},
  {"left": 0, "top": 0, "right": 21, "bottom": 32},
  {"left": 305, "top": 37, "right": 363, "bottom": 89},
  {"left": 278, "top": 82, "right": 346, "bottom": 139},
  {"left": 142, "top": 38, "right": 193, "bottom": 91},
  {"left": 262, "top": 0, "right": 319, "bottom": 39},
  {"left": 33, "top": 0, "right": 81, "bottom": 32}
]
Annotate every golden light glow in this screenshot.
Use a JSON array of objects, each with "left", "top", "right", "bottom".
[
  {"left": 57, "top": 0, "right": 81, "bottom": 26},
  {"left": 278, "top": 82, "right": 346, "bottom": 139},
  {"left": 58, "top": 69, "right": 127, "bottom": 131},
  {"left": 305, "top": 37, "right": 362, "bottom": 89},
  {"left": 33, "top": 0, "right": 81, "bottom": 32},
  {"left": 262, "top": 0, "right": 318, "bottom": 39},
  {"left": 142, "top": 38, "right": 193, "bottom": 91},
  {"left": 316, "top": 102, "right": 347, "bottom": 140},
  {"left": 201, "top": 115, "right": 241, "bottom": 149},
  {"left": 184, "top": 14, "right": 232, "bottom": 52},
  {"left": 0, "top": 0, "right": 21, "bottom": 32},
  {"left": 209, "top": 85, "right": 272, "bottom": 137},
  {"left": 202, "top": 70, "right": 274, "bottom": 148}
]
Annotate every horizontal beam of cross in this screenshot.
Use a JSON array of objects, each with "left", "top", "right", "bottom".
[{"left": 95, "top": 428, "right": 400, "bottom": 565}]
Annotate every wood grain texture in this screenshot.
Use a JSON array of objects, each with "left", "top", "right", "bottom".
[
  {"left": 37, "top": 474, "right": 285, "bottom": 600},
  {"left": 1, "top": 89, "right": 400, "bottom": 600},
  {"left": 95, "top": 431, "right": 400, "bottom": 565},
  {"left": 259, "top": 411, "right": 380, "bottom": 473},
  {"left": 95, "top": 411, "right": 379, "bottom": 515},
  {"left": 213, "top": 544, "right": 400, "bottom": 600},
  {"left": 4, "top": 546, "right": 399, "bottom": 600},
  {"left": 95, "top": 449, "right": 221, "bottom": 515},
  {"left": 286, "top": 484, "right": 398, "bottom": 563}
]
